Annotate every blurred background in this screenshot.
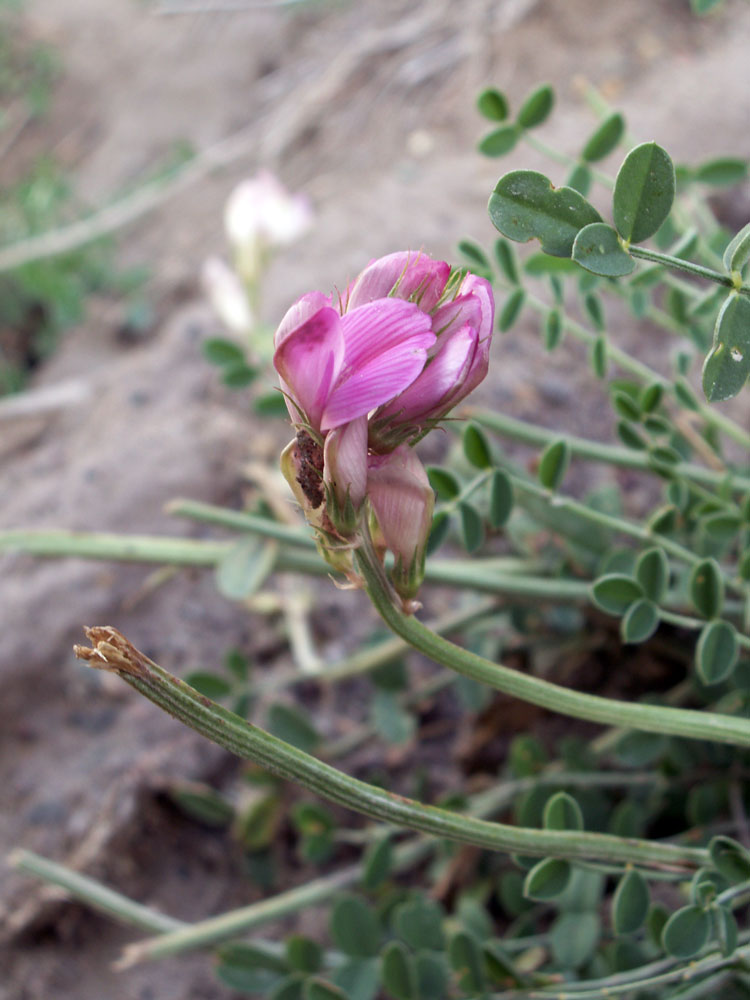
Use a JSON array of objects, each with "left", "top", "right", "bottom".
[{"left": 2, "top": 0, "right": 749, "bottom": 996}]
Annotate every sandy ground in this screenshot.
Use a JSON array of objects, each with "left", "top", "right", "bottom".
[{"left": 2, "top": 0, "right": 750, "bottom": 996}]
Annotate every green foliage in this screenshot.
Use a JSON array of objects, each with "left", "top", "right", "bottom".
[
  {"left": 702, "top": 293, "right": 750, "bottom": 402},
  {"left": 613, "top": 142, "right": 675, "bottom": 243}
]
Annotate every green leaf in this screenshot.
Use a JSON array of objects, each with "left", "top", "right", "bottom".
[
  {"left": 477, "top": 87, "right": 509, "bottom": 121},
  {"left": 613, "top": 142, "right": 675, "bottom": 244},
  {"left": 714, "top": 905, "right": 739, "bottom": 957},
  {"left": 612, "top": 390, "right": 641, "bottom": 422},
  {"left": 498, "top": 287, "right": 525, "bottom": 331},
  {"left": 463, "top": 424, "right": 493, "bottom": 469},
  {"left": 305, "top": 979, "right": 347, "bottom": 1000},
  {"left": 271, "top": 975, "right": 306, "bottom": 1000},
  {"left": 426, "top": 511, "right": 451, "bottom": 556},
  {"left": 566, "top": 163, "right": 592, "bottom": 196},
  {"left": 612, "top": 870, "right": 650, "bottom": 934},
  {"left": 661, "top": 905, "right": 712, "bottom": 959},
  {"left": 215, "top": 537, "right": 276, "bottom": 600},
  {"left": 217, "top": 941, "right": 288, "bottom": 975},
  {"left": 448, "top": 931, "right": 487, "bottom": 993},
  {"left": 380, "top": 941, "right": 417, "bottom": 1000},
  {"left": 709, "top": 836, "right": 750, "bottom": 884},
  {"left": 488, "top": 469, "right": 513, "bottom": 528},
  {"left": 494, "top": 238, "right": 519, "bottom": 283},
  {"left": 591, "top": 574, "right": 643, "bottom": 615},
  {"left": 457, "top": 240, "right": 491, "bottom": 272},
  {"left": 202, "top": 337, "right": 246, "bottom": 366},
  {"left": 694, "top": 157, "right": 748, "bottom": 186},
  {"left": 287, "top": 936, "right": 322, "bottom": 974},
  {"left": 479, "top": 124, "right": 520, "bottom": 157},
  {"left": 459, "top": 502, "right": 484, "bottom": 553},
  {"left": 371, "top": 690, "right": 415, "bottom": 746},
  {"left": 524, "top": 857, "right": 572, "bottom": 900},
  {"left": 690, "top": 0, "right": 723, "bottom": 12},
  {"left": 394, "top": 898, "right": 445, "bottom": 951},
  {"left": 267, "top": 703, "right": 320, "bottom": 753},
  {"left": 673, "top": 377, "right": 700, "bottom": 411},
  {"left": 573, "top": 223, "right": 635, "bottom": 277},
  {"left": 222, "top": 362, "right": 259, "bottom": 388},
  {"left": 168, "top": 782, "right": 234, "bottom": 827},
  {"left": 330, "top": 896, "right": 381, "bottom": 958},
  {"left": 582, "top": 112, "right": 625, "bottom": 163},
  {"left": 509, "top": 734, "right": 547, "bottom": 778},
  {"left": 551, "top": 911, "right": 600, "bottom": 968},
  {"left": 361, "top": 836, "right": 393, "bottom": 891},
  {"left": 524, "top": 253, "right": 581, "bottom": 276},
  {"left": 696, "top": 620, "right": 739, "bottom": 685},
  {"left": 635, "top": 547, "right": 669, "bottom": 602},
  {"left": 184, "top": 671, "right": 233, "bottom": 699},
  {"left": 621, "top": 598, "right": 659, "bottom": 644},
  {"left": 254, "top": 391, "right": 288, "bottom": 417},
  {"left": 489, "top": 170, "right": 601, "bottom": 258},
  {"left": 701, "top": 511, "right": 741, "bottom": 543},
  {"left": 591, "top": 335, "right": 608, "bottom": 378},
  {"left": 544, "top": 308, "right": 563, "bottom": 350},
  {"left": 415, "top": 953, "right": 449, "bottom": 999},
  {"left": 689, "top": 557, "right": 724, "bottom": 619},
  {"left": 723, "top": 222, "right": 750, "bottom": 273},
  {"left": 543, "top": 792, "right": 583, "bottom": 832},
  {"left": 702, "top": 293, "right": 750, "bottom": 402},
  {"left": 332, "top": 959, "right": 379, "bottom": 1000},
  {"left": 517, "top": 83, "right": 554, "bottom": 128},
  {"left": 583, "top": 293, "right": 605, "bottom": 331},
  {"left": 427, "top": 466, "right": 461, "bottom": 501},
  {"left": 538, "top": 438, "right": 570, "bottom": 490}
]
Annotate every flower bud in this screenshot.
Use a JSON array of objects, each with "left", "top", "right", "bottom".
[
  {"left": 202, "top": 256, "right": 255, "bottom": 335},
  {"left": 367, "top": 447, "right": 434, "bottom": 603}
]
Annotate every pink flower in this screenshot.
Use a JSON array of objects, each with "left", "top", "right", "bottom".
[{"left": 273, "top": 289, "right": 436, "bottom": 434}]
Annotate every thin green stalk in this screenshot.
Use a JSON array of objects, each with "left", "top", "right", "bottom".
[
  {"left": 73, "top": 627, "right": 707, "bottom": 874},
  {"left": 660, "top": 608, "right": 750, "bottom": 652},
  {"left": 166, "top": 498, "right": 316, "bottom": 548},
  {"left": 7, "top": 849, "right": 183, "bottom": 934},
  {"left": 0, "top": 527, "right": 583, "bottom": 601},
  {"left": 468, "top": 408, "right": 750, "bottom": 495},
  {"left": 522, "top": 131, "right": 613, "bottom": 189},
  {"left": 356, "top": 542, "right": 750, "bottom": 748},
  {"left": 628, "top": 245, "right": 740, "bottom": 292}
]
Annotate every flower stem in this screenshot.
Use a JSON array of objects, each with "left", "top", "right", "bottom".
[
  {"left": 356, "top": 545, "right": 750, "bottom": 748},
  {"left": 628, "top": 245, "right": 741, "bottom": 292},
  {"left": 468, "top": 408, "right": 750, "bottom": 495},
  {"left": 73, "top": 627, "right": 708, "bottom": 873}
]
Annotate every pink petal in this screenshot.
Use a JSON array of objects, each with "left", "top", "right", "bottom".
[
  {"left": 379, "top": 325, "right": 477, "bottom": 423},
  {"left": 323, "top": 415, "right": 368, "bottom": 509},
  {"left": 367, "top": 447, "right": 434, "bottom": 563},
  {"left": 339, "top": 298, "right": 435, "bottom": 372},
  {"left": 460, "top": 273, "right": 495, "bottom": 342},
  {"left": 273, "top": 305, "right": 344, "bottom": 431},
  {"left": 430, "top": 294, "right": 482, "bottom": 348},
  {"left": 347, "top": 252, "right": 450, "bottom": 312},
  {"left": 274, "top": 290, "right": 332, "bottom": 348}
]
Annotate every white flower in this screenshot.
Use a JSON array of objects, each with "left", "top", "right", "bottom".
[
  {"left": 224, "top": 170, "right": 312, "bottom": 251},
  {"left": 202, "top": 256, "right": 254, "bottom": 335}
]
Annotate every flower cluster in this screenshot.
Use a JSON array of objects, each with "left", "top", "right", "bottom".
[{"left": 274, "top": 251, "right": 494, "bottom": 605}]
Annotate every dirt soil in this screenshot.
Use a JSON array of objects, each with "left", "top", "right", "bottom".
[{"left": 2, "top": 0, "right": 750, "bottom": 997}]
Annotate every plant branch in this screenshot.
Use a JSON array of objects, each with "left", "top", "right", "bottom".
[
  {"left": 356, "top": 544, "right": 750, "bottom": 747},
  {"left": 72, "top": 627, "right": 707, "bottom": 873}
]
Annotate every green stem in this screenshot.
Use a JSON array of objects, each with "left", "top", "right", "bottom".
[
  {"left": 628, "top": 244, "right": 740, "bottom": 291},
  {"left": 356, "top": 544, "right": 750, "bottom": 747},
  {"left": 166, "top": 498, "right": 316, "bottom": 548},
  {"left": 660, "top": 608, "right": 750, "bottom": 652},
  {"left": 7, "top": 849, "right": 183, "bottom": 934},
  {"left": 468, "top": 409, "right": 750, "bottom": 495},
  {"left": 522, "top": 131, "right": 613, "bottom": 189},
  {"left": 73, "top": 628, "right": 708, "bottom": 874}
]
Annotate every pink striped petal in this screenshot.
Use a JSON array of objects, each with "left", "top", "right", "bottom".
[
  {"left": 367, "top": 447, "right": 434, "bottom": 564},
  {"left": 323, "top": 415, "right": 368, "bottom": 509},
  {"left": 339, "top": 298, "right": 435, "bottom": 373},
  {"left": 273, "top": 305, "right": 344, "bottom": 431},
  {"left": 347, "top": 252, "right": 450, "bottom": 311},
  {"left": 379, "top": 325, "right": 477, "bottom": 423},
  {"left": 274, "top": 290, "right": 332, "bottom": 348},
  {"left": 430, "top": 294, "right": 483, "bottom": 348},
  {"left": 460, "top": 273, "right": 494, "bottom": 341}
]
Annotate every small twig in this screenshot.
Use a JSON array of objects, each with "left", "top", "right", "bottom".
[
  {"left": 152, "top": 0, "right": 311, "bottom": 12},
  {"left": 0, "top": 378, "right": 92, "bottom": 423}
]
